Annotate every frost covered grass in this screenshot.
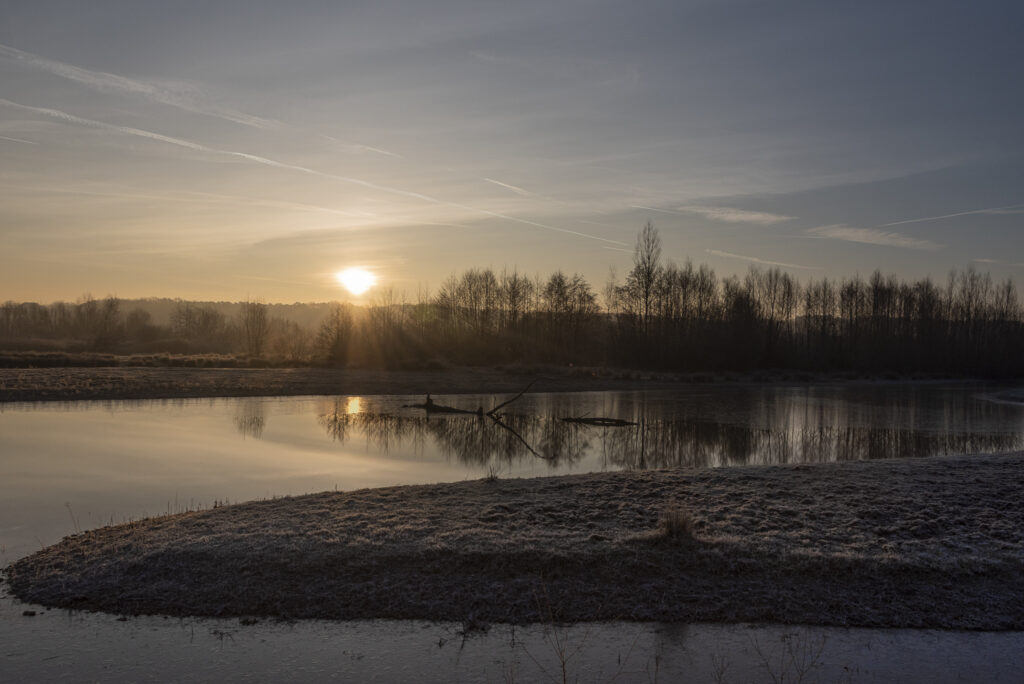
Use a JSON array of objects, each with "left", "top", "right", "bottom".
[
  {"left": 7, "top": 452, "right": 1024, "bottom": 628},
  {"left": 0, "top": 366, "right": 978, "bottom": 403},
  {"left": 0, "top": 366, "right": 648, "bottom": 402}
]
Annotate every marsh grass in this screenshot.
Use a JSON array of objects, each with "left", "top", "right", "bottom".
[
  {"left": 515, "top": 582, "right": 642, "bottom": 684},
  {"left": 751, "top": 631, "right": 829, "bottom": 684}
]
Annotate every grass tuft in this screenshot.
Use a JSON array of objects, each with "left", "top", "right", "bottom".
[{"left": 657, "top": 504, "right": 696, "bottom": 542}]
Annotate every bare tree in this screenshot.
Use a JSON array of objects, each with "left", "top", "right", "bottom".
[
  {"left": 316, "top": 304, "right": 353, "bottom": 365},
  {"left": 241, "top": 299, "right": 270, "bottom": 357},
  {"left": 626, "top": 221, "right": 662, "bottom": 336}
]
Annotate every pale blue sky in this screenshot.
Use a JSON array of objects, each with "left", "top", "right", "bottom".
[{"left": 1, "top": 1, "right": 1022, "bottom": 302}]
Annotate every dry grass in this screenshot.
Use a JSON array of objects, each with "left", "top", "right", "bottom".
[{"left": 656, "top": 505, "right": 696, "bottom": 542}]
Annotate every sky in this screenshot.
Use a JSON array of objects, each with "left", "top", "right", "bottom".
[{"left": 1, "top": 0, "right": 1022, "bottom": 303}]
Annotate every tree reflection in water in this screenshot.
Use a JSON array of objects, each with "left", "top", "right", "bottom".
[
  {"left": 233, "top": 397, "right": 266, "bottom": 440},
  {"left": 314, "top": 396, "right": 1024, "bottom": 471},
  {"left": 317, "top": 402, "right": 592, "bottom": 468}
]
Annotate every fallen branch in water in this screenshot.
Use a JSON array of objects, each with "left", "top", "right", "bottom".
[
  {"left": 561, "top": 417, "right": 637, "bottom": 427},
  {"left": 404, "top": 379, "right": 538, "bottom": 418},
  {"left": 404, "top": 381, "right": 547, "bottom": 458},
  {"left": 486, "top": 379, "right": 537, "bottom": 417},
  {"left": 402, "top": 394, "right": 483, "bottom": 416},
  {"left": 489, "top": 413, "right": 547, "bottom": 459}
]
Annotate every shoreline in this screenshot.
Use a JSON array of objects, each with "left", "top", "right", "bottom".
[
  {"left": 8, "top": 452, "right": 1024, "bottom": 629},
  {"left": 1, "top": 365, "right": 1016, "bottom": 403}
]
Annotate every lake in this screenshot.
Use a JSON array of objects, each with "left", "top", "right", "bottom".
[{"left": 2, "top": 382, "right": 1023, "bottom": 681}]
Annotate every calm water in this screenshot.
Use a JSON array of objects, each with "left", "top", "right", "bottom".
[
  {"left": 2, "top": 383, "right": 1023, "bottom": 562},
  {"left": 2, "top": 383, "right": 1023, "bottom": 681}
]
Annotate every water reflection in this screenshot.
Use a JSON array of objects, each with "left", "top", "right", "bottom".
[
  {"left": 313, "top": 390, "right": 1024, "bottom": 470},
  {"left": 234, "top": 398, "right": 266, "bottom": 439},
  {"left": 317, "top": 403, "right": 588, "bottom": 466}
]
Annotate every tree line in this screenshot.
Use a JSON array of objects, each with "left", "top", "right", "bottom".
[
  {"left": 2, "top": 223, "right": 1021, "bottom": 375},
  {"left": 0, "top": 295, "right": 309, "bottom": 359}
]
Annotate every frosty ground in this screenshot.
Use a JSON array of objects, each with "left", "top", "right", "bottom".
[
  {"left": 8, "top": 451, "right": 1023, "bottom": 629},
  {"left": 0, "top": 364, "right": 971, "bottom": 403}
]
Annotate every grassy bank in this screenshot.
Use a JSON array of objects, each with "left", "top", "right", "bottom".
[
  {"left": 0, "top": 365, "right": 660, "bottom": 402},
  {"left": 1, "top": 363, "right": 1004, "bottom": 403},
  {"left": 7, "top": 452, "right": 1024, "bottom": 628}
]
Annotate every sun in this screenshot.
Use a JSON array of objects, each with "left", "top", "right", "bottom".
[{"left": 335, "top": 268, "right": 377, "bottom": 295}]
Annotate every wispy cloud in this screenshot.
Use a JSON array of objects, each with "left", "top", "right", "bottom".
[
  {"left": 706, "top": 249, "right": 821, "bottom": 270},
  {"left": 678, "top": 205, "right": 793, "bottom": 225},
  {"left": 0, "top": 134, "right": 37, "bottom": 145},
  {"left": 807, "top": 224, "right": 943, "bottom": 251},
  {"left": 879, "top": 202, "right": 1024, "bottom": 227},
  {"left": 631, "top": 203, "right": 793, "bottom": 225},
  {"left": 484, "top": 177, "right": 530, "bottom": 196},
  {"left": 973, "top": 258, "right": 998, "bottom": 264},
  {"left": 0, "top": 42, "right": 279, "bottom": 129},
  {"left": 0, "top": 98, "right": 626, "bottom": 246}
]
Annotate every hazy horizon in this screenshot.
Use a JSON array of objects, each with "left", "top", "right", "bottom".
[{"left": 2, "top": 1, "right": 1022, "bottom": 304}]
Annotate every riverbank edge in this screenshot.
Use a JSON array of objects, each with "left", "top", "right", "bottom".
[
  {"left": 2, "top": 365, "right": 1019, "bottom": 403},
  {"left": 7, "top": 452, "right": 1024, "bottom": 629}
]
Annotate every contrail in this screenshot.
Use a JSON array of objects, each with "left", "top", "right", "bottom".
[
  {"left": 0, "top": 98, "right": 209, "bottom": 150},
  {"left": 0, "top": 98, "right": 626, "bottom": 246},
  {"left": 0, "top": 42, "right": 279, "bottom": 129},
  {"left": 323, "top": 135, "right": 402, "bottom": 158},
  {"left": 0, "top": 134, "right": 37, "bottom": 144},
  {"left": 0, "top": 42, "right": 416, "bottom": 156},
  {"left": 484, "top": 177, "right": 530, "bottom": 196},
  {"left": 879, "top": 202, "right": 1024, "bottom": 227},
  {"left": 0, "top": 181, "right": 369, "bottom": 217},
  {"left": 630, "top": 204, "right": 688, "bottom": 216},
  {"left": 706, "top": 249, "right": 822, "bottom": 270}
]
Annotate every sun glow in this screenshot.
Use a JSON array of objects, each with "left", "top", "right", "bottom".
[{"left": 335, "top": 268, "right": 377, "bottom": 295}]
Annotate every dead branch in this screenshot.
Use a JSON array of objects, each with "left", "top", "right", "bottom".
[
  {"left": 488, "top": 413, "right": 547, "bottom": 459},
  {"left": 486, "top": 379, "right": 538, "bottom": 417},
  {"left": 561, "top": 417, "right": 637, "bottom": 427},
  {"left": 403, "top": 394, "right": 483, "bottom": 415}
]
